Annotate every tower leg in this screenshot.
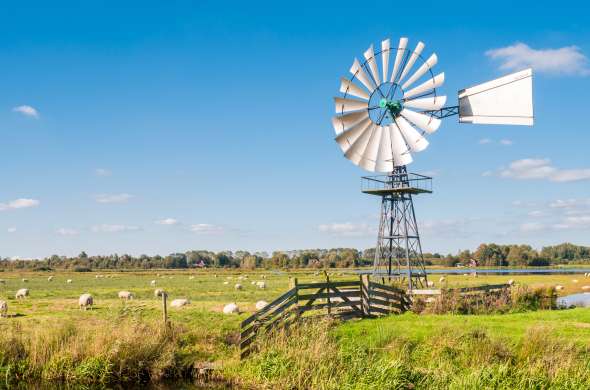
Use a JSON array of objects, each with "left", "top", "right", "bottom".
[{"left": 373, "top": 167, "right": 427, "bottom": 290}]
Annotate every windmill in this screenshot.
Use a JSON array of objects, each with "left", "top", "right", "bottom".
[{"left": 332, "top": 37, "right": 533, "bottom": 290}]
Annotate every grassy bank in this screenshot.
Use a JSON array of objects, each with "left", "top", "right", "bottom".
[
  {"left": 230, "top": 310, "right": 590, "bottom": 389},
  {"left": 0, "top": 269, "right": 589, "bottom": 386}
]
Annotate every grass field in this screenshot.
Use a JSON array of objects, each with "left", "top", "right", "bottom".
[{"left": 1, "top": 268, "right": 590, "bottom": 386}]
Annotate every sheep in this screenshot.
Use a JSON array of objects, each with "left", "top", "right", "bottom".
[
  {"left": 189, "top": 276, "right": 195, "bottom": 280},
  {"left": 150, "top": 280, "right": 156, "bottom": 286},
  {"left": 47, "top": 276, "right": 54, "bottom": 282},
  {"left": 79, "top": 293, "right": 93, "bottom": 310},
  {"left": 439, "top": 276, "right": 446, "bottom": 283},
  {"left": 555, "top": 285, "right": 565, "bottom": 291},
  {"left": 251, "top": 281, "right": 256, "bottom": 285},
  {"left": 170, "top": 298, "right": 190, "bottom": 308},
  {"left": 261, "top": 275, "right": 267, "bottom": 279},
  {"left": 256, "top": 281, "right": 266, "bottom": 289},
  {"left": 237, "top": 276, "right": 245, "bottom": 281},
  {"left": 426, "top": 280, "right": 435, "bottom": 288},
  {"left": 67, "top": 279, "right": 73, "bottom": 284},
  {"left": 223, "top": 281, "right": 229, "bottom": 285},
  {"left": 223, "top": 302, "right": 239, "bottom": 314},
  {"left": 508, "top": 279, "right": 515, "bottom": 286},
  {"left": 21, "top": 278, "right": 28, "bottom": 283},
  {"left": 255, "top": 300, "right": 268, "bottom": 310},
  {"left": 0, "top": 279, "right": 5, "bottom": 284},
  {"left": 235, "top": 283, "right": 243, "bottom": 290},
  {"left": 0, "top": 300, "right": 7, "bottom": 317},
  {"left": 214, "top": 274, "right": 218, "bottom": 278},
  {"left": 582, "top": 286, "right": 590, "bottom": 291},
  {"left": 471, "top": 272, "right": 478, "bottom": 278},
  {"left": 573, "top": 279, "right": 579, "bottom": 283},
  {"left": 154, "top": 288, "right": 166, "bottom": 298},
  {"left": 118, "top": 291, "right": 134, "bottom": 300},
  {"left": 16, "top": 288, "right": 29, "bottom": 299}
]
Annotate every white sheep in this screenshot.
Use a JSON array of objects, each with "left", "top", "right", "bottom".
[
  {"left": 154, "top": 288, "right": 166, "bottom": 298},
  {"left": 118, "top": 291, "right": 134, "bottom": 300},
  {"left": 573, "top": 279, "right": 579, "bottom": 283},
  {"left": 237, "top": 276, "right": 244, "bottom": 281},
  {"left": 21, "top": 278, "right": 28, "bottom": 283},
  {"left": 508, "top": 279, "right": 515, "bottom": 286},
  {"left": 79, "top": 293, "right": 93, "bottom": 310},
  {"left": 439, "top": 276, "right": 446, "bottom": 283},
  {"left": 0, "top": 300, "right": 7, "bottom": 317},
  {"left": 223, "top": 302, "right": 239, "bottom": 314},
  {"left": 582, "top": 286, "right": 590, "bottom": 291},
  {"left": 67, "top": 279, "right": 73, "bottom": 284},
  {"left": 235, "top": 283, "right": 243, "bottom": 290},
  {"left": 16, "top": 288, "right": 29, "bottom": 299},
  {"left": 223, "top": 281, "right": 229, "bottom": 285},
  {"left": 47, "top": 276, "right": 54, "bottom": 282},
  {"left": 555, "top": 285, "right": 565, "bottom": 291},
  {"left": 471, "top": 272, "right": 478, "bottom": 278},
  {"left": 251, "top": 281, "right": 256, "bottom": 285},
  {"left": 189, "top": 276, "right": 195, "bottom": 280},
  {"left": 255, "top": 300, "right": 268, "bottom": 310},
  {"left": 426, "top": 280, "right": 435, "bottom": 288},
  {"left": 256, "top": 281, "right": 266, "bottom": 289},
  {"left": 150, "top": 280, "right": 156, "bottom": 286},
  {"left": 170, "top": 298, "right": 190, "bottom": 308}
]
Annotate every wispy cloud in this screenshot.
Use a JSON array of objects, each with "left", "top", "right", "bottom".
[
  {"left": 57, "top": 228, "right": 78, "bottom": 236},
  {"left": 91, "top": 224, "right": 140, "bottom": 233},
  {"left": 486, "top": 43, "right": 590, "bottom": 76},
  {"left": 95, "top": 168, "right": 111, "bottom": 177},
  {"left": 94, "top": 193, "right": 134, "bottom": 204},
  {"left": 519, "top": 222, "right": 546, "bottom": 232},
  {"left": 479, "top": 138, "right": 492, "bottom": 145},
  {"left": 0, "top": 198, "right": 40, "bottom": 211},
  {"left": 499, "top": 139, "right": 513, "bottom": 146},
  {"left": 7, "top": 227, "right": 16, "bottom": 233},
  {"left": 498, "top": 158, "right": 590, "bottom": 182},
  {"left": 190, "top": 223, "right": 224, "bottom": 234},
  {"left": 12, "top": 105, "right": 39, "bottom": 118},
  {"left": 155, "top": 218, "right": 179, "bottom": 225},
  {"left": 479, "top": 138, "right": 513, "bottom": 146},
  {"left": 318, "top": 222, "right": 374, "bottom": 237}
]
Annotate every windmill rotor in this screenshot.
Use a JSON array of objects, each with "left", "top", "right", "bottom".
[{"left": 334, "top": 37, "right": 444, "bottom": 173}]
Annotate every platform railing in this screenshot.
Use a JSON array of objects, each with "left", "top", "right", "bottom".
[{"left": 361, "top": 173, "right": 433, "bottom": 193}]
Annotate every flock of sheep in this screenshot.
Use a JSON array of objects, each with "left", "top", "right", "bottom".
[{"left": 0, "top": 273, "right": 270, "bottom": 317}]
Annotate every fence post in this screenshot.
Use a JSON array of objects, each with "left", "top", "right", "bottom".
[
  {"left": 361, "top": 274, "right": 370, "bottom": 317},
  {"left": 162, "top": 292, "right": 168, "bottom": 327},
  {"left": 290, "top": 277, "right": 299, "bottom": 315},
  {"left": 324, "top": 271, "right": 331, "bottom": 316}
]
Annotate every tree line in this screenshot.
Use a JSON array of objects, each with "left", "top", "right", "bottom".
[{"left": 0, "top": 243, "right": 588, "bottom": 271}]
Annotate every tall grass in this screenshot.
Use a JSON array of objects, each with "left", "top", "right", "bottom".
[
  {"left": 229, "top": 319, "right": 590, "bottom": 389},
  {"left": 0, "top": 318, "right": 185, "bottom": 386}
]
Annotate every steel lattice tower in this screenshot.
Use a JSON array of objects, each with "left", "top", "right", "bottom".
[{"left": 362, "top": 166, "right": 432, "bottom": 290}]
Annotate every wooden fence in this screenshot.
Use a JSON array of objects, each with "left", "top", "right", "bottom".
[{"left": 240, "top": 275, "right": 408, "bottom": 359}]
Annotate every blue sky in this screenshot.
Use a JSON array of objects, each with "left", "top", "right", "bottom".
[{"left": 1, "top": 0, "right": 589, "bottom": 259}]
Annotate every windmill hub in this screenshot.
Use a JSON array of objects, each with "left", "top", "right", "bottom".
[{"left": 379, "top": 98, "right": 403, "bottom": 117}]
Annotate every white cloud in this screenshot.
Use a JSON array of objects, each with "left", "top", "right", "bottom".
[
  {"left": 12, "top": 105, "right": 39, "bottom": 118},
  {"left": 549, "top": 198, "right": 590, "bottom": 209},
  {"left": 94, "top": 193, "right": 134, "bottom": 204},
  {"left": 519, "top": 222, "right": 546, "bottom": 232},
  {"left": 528, "top": 210, "right": 545, "bottom": 218},
  {"left": 318, "top": 222, "right": 373, "bottom": 237},
  {"left": 155, "top": 218, "right": 179, "bottom": 225},
  {"left": 91, "top": 224, "right": 140, "bottom": 233},
  {"left": 57, "top": 228, "right": 78, "bottom": 236},
  {"left": 479, "top": 138, "right": 492, "bottom": 145},
  {"left": 499, "top": 139, "right": 513, "bottom": 146},
  {"left": 486, "top": 43, "right": 590, "bottom": 76},
  {"left": 499, "top": 158, "right": 590, "bottom": 182},
  {"left": 190, "top": 223, "right": 224, "bottom": 234},
  {"left": 0, "top": 198, "right": 40, "bottom": 211},
  {"left": 95, "top": 168, "right": 111, "bottom": 177},
  {"left": 7, "top": 227, "right": 16, "bottom": 233}
]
